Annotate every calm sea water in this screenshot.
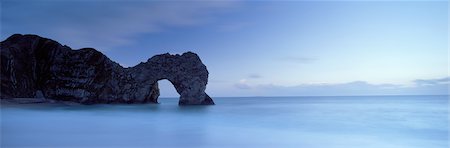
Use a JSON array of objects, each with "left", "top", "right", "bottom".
[{"left": 1, "top": 95, "right": 448, "bottom": 148}]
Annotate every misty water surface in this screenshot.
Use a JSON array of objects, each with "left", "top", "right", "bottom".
[{"left": 1, "top": 96, "right": 448, "bottom": 148}]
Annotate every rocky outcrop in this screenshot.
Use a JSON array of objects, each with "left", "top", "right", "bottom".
[{"left": 0, "top": 34, "right": 214, "bottom": 105}]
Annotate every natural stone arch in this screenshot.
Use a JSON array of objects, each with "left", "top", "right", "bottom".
[
  {"left": 131, "top": 52, "right": 214, "bottom": 105},
  {"left": 0, "top": 34, "right": 214, "bottom": 105}
]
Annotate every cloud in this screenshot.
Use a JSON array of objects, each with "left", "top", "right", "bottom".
[
  {"left": 218, "top": 22, "right": 250, "bottom": 32},
  {"left": 234, "top": 79, "right": 252, "bottom": 89},
  {"left": 248, "top": 74, "right": 261, "bottom": 79},
  {"left": 414, "top": 77, "right": 450, "bottom": 86},
  {"left": 280, "top": 56, "right": 316, "bottom": 64},
  {"left": 1, "top": 1, "right": 239, "bottom": 50},
  {"left": 233, "top": 74, "right": 262, "bottom": 89},
  {"left": 232, "top": 77, "right": 449, "bottom": 96}
]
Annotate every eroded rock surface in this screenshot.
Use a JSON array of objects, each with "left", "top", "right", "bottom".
[{"left": 0, "top": 34, "right": 214, "bottom": 105}]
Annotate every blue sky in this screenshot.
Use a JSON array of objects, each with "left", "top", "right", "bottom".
[{"left": 1, "top": 0, "right": 448, "bottom": 97}]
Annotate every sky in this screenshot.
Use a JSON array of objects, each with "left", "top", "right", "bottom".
[{"left": 1, "top": 0, "right": 448, "bottom": 97}]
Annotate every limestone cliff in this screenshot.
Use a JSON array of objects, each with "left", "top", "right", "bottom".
[{"left": 0, "top": 34, "right": 214, "bottom": 105}]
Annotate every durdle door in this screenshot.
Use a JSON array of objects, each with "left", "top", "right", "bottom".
[{"left": 0, "top": 34, "right": 214, "bottom": 105}]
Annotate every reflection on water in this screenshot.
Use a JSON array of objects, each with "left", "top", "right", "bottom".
[{"left": 1, "top": 96, "right": 448, "bottom": 148}]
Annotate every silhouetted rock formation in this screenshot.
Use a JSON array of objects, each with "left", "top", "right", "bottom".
[{"left": 0, "top": 34, "right": 214, "bottom": 105}]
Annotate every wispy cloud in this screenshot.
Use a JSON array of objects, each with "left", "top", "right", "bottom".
[
  {"left": 233, "top": 74, "right": 262, "bottom": 89},
  {"left": 233, "top": 77, "right": 449, "bottom": 96},
  {"left": 280, "top": 56, "right": 316, "bottom": 64},
  {"left": 217, "top": 22, "right": 250, "bottom": 32},
  {"left": 414, "top": 77, "right": 450, "bottom": 86},
  {"left": 248, "top": 74, "right": 262, "bottom": 79},
  {"left": 234, "top": 79, "right": 252, "bottom": 89},
  {"left": 2, "top": 1, "right": 239, "bottom": 50}
]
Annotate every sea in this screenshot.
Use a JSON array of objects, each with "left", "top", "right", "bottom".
[{"left": 1, "top": 95, "right": 448, "bottom": 148}]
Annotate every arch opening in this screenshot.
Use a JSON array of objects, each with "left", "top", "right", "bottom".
[{"left": 156, "top": 79, "right": 180, "bottom": 104}]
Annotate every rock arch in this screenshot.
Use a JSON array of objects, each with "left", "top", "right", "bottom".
[
  {"left": 0, "top": 34, "right": 214, "bottom": 105},
  {"left": 131, "top": 52, "right": 215, "bottom": 105}
]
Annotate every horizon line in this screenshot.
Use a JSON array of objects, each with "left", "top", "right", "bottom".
[{"left": 159, "top": 94, "right": 449, "bottom": 98}]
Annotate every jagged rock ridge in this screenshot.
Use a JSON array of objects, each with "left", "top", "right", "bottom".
[{"left": 0, "top": 34, "right": 214, "bottom": 105}]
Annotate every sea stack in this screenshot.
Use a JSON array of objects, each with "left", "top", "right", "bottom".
[{"left": 0, "top": 34, "right": 214, "bottom": 105}]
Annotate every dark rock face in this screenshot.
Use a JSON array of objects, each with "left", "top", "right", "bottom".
[{"left": 0, "top": 34, "right": 214, "bottom": 105}]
